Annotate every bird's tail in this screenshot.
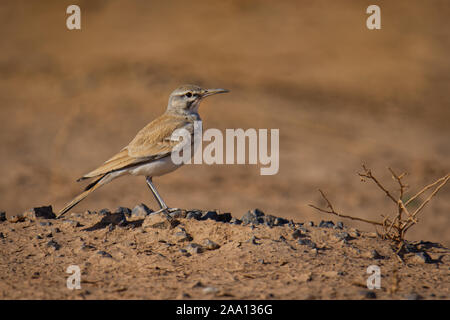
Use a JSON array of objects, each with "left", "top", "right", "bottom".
[{"left": 57, "top": 175, "right": 106, "bottom": 218}]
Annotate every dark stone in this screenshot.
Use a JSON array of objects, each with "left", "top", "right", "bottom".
[
  {"left": 175, "top": 230, "right": 193, "bottom": 242},
  {"left": 241, "top": 209, "right": 265, "bottom": 225},
  {"left": 274, "top": 217, "right": 289, "bottom": 226},
  {"left": 335, "top": 232, "right": 351, "bottom": 241},
  {"left": 47, "top": 240, "right": 60, "bottom": 250},
  {"left": 404, "top": 242, "right": 419, "bottom": 253},
  {"left": 39, "top": 221, "right": 53, "bottom": 227},
  {"left": 262, "top": 215, "right": 276, "bottom": 227},
  {"left": 98, "top": 208, "right": 111, "bottom": 216},
  {"left": 216, "top": 212, "right": 232, "bottom": 223},
  {"left": 131, "top": 204, "right": 153, "bottom": 217},
  {"left": 298, "top": 239, "right": 316, "bottom": 249},
  {"left": 250, "top": 236, "right": 260, "bottom": 245},
  {"left": 204, "top": 239, "right": 220, "bottom": 250},
  {"left": 99, "top": 212, "right": 127, "bottom": 226},
  {"left": 186, "top": 210, "right": 202, "bottom": 220},
  {"left": 201, "top": 211, "right": 218, "bottom": 221},
  {"left": 114, "top": 207, "right": 132, "bottom": 217},
  {"left": 292, "top": 229, "right": 303, "bottom": 239},
  {"left": 185, "top": 243, "right": 203, "bottom": 254},
  {"left": 370, "top": 250, "right": 384, "bottom": 260},
  {"left": 0, "top": 212, "right": 6, "bottom": 222},
  {"left": 97, "top": 250, "right": 112, "bottom": 258},
  {"left": 0, "top": 232, "right": 4, "bottom": 239},
  {"left": 26, "top": 206, "right": 56, "bottom": 220},
  {"left": 230, "top": 218, "right": 242, "bottom": 225},
  {"left": 335, "top": 221, "right": 344, "bottom": 229},
  {"left": 308, "top": 221, "right": 314, "bottom": 227},
  {"left": 170, "top": 210, "right": 187, "bottom": 219},
  {"left": 414, "top": 251, "right": 432, "bottom": 264},
  {"left": 319, "top": 220, "right": 335, "bottom": 228}
]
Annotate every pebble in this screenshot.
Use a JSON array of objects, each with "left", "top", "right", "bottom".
[
  {"left": 47, "top": 240, "right": 60, "bottom": 250},
  {"left": 412, "top": 252, "right": 432, "bottom": 264},
  {"left": 359, "top": 290, "right": 377, "bottom": 299},
  {"left": 62, "top": 219, "right": 82, "bottom": 227},
  {"left": 274, "top": 217, "right": 289, "bottom": 226},
  {"left": 114, "top": 207, "right": 132, "bottom": 217},
  {"left": 186, "top": 210, "right": 202, "bottom": 220},
  {"left": 203, "top": 239, "right": 220, "bottom": 250},
  {"left": 201, "top": 211, "right": 218, "bottom": 221},
  {"left": 249, "top": 236, "right": 260, "bottom": 245},
  {"left": 51, "top": 227, "right": 61, "bottom": 234},
  {"left": 0, "top": 232, "right": 4, "bottom": 239},
  {"left": 98, "top": 212, "right": 127, "bottom": 226},
  {"left": 24, "top": 206, "right": 56, "bottom": 220},
  {"left": 175, "top": 230, "right": 193, "bottom": 242},
  {"left": 0, "top": 211, "right": 6, "bottom": 222},
  {"left": 80, "top": 243, "right": 96, "bottom": 251},
  {"left": 335, "top": 221, "right": 344, "bottom": 229},
  {"left": 202, "top": 286, "right": 218, "bottom": 294},
  {"left": 308, "top": 221, "right": 314, "bottom": 227},
  {"left": 170, "top": 210, "right": 187, "bottom": 219},
  {"left": 230, "top": 218, "right": 242, "bottom": 225},
  {"left": 131, "top": 204, "right": 153, "bottom": 217},
  {"left": 98, "top": 208, "right": 111, "bottom": 216},
  {"left": 142, "top": 213, "right": 180, "bottom": 229},
  {"left": 97, "top": 250, "right": 112, "bottom": 258},
  {"left": 292, "top": 229, "right": 303, "bottom": 239},
  {"left": 334, "top": 232, "right": 351, "bottom": 241},
  {"left": 39, "top": 221, "right": 53, "bottom": 227},
  {"left": 370, "top": 250, "right": 384, "bottom": 260},
  {"left": 319, "top": 220, "right": 335, "bottom": 228},
  {"left": 298, "top": 239, "right": 317, "bottom": 249},
  {"left": 216, "top": 212, "right": 232, "bottom": 223},
  {"left": 185, "top": 243, "right": 204, "bottom": 254},
  {"left": 241, "top": 209, "right": 265, "bottom": 225}
]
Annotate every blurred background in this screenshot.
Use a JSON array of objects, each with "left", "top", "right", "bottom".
[{"left": 0, "top": 0, "right": 449, "bottom": 245}]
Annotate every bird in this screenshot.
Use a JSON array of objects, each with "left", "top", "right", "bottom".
[{"left": 57, "top": 84, "right": 229, "bottom": 218}]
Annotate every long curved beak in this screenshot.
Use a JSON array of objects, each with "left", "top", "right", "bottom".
[{"left": 203, "top": 88, "right": 230, "bottom": 97}]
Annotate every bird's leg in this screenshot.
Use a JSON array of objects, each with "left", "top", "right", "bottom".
[{"left": 145, "top": 177, "right": 179, "bottom": 219}]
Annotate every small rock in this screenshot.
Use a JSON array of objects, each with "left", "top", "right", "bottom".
[
  {"left": 7, "top": 213, "right": 26, "bottom": 223},
  {"left": 308, "top": 221, "right": 314, "bottom": 227},
  {"left": 98, "top": 208, "right": 111, "bottom": 216},
  {"left": 204, "top": 239, "right": 220, "bottom": 250},
  {"left": 185, "top": 243, "right": 203, "bottom": 254},
  {"left": 0, "top": 232, "right": 5, "bottom": 239},
  {"left": 170, "top": 210, "right": 187, "bottom": 219},
  {"left": 216, "top": 212, "right": 232, "bottom": 223},
  {"left": 24, "top": 206, "right": 56, "bottom": 220},
  {"left": 62, "top": 219, "right": 82, "bottom": 227},
  {"left": 80, "top": 243, "right": 96, "bottom": 251},
  {"left": 35, "top": 235, "right": 43, "bottom": 240},
  {"left": 359, "top": 290, "right": 377, "bottom": 299},
  {"left": 186, "top": 210, "right": 202, "bottom": 220},
  {"left": 175, "top": 230, "right": 193, "bottom": 242},
  {"left": 334, "top": 232, "right": 351, "bottom": 241},
  {"left": 51, "top": 227, "right": 61, "bottom": 234},
  {"left": 370, "top": 250, "right": 384, "bottom": 260},
  {"left": 202, "top": 286, "right": 218, "bottom": 294},
  {"left": 319, "top": 220, "right": 335, "bottom": 228},
  {"left": 47, "top": 240, "right": 60, "bottom": 250},
  {"left": 230, "top": 218, "right": 242, "bottom": 225},
  {"left": 241, "top": 209, "right": 265, "bottom": 225},
  {"left": 335, "top": 221, "right": 344, "bottom": 229},
  {"left": 412, "top": 252, "right": 432, "bottom": 264},
  {"left": 142, "top": 213, "right": 179, "bottom": 229},
  {"left": 131, "top": 204, "right": 153, "bottom": 217},
  {"left": 0, "top": 212, "right": 6, "bottom": 222},
  {"left": 114, "top": 207, "right": 132, "bottom": 217},
  {"left": 274, "top": 217, "right": 289, "bottom": 226},
  {"left": 249, "top": 236, "right": 260, "bottom": 245},
  {"left": 39, "top": 221, "right": 53, "bottom": 227},
  {"left": 97, "top": 250, "right": 112, "bottom": 258},
  {"left": 99, "top": 212, "right": 127, "bottom": 226},
  {"left": 201, "top": 211, "right": 218, "bottom": 221},
  {"left": 292, "top": 229, "right": 303, "bottom": 239},
  {"left": 298, "top": 239, "right": 316, "bottom": 249},
  {"left": 262, "top": 215, "right": 276, "bottom": 227}
]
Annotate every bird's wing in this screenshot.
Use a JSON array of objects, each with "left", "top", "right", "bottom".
[{"left": 79, "top": 114, "right": 192, "bottom": 180}]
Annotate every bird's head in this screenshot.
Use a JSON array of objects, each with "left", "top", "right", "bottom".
[{"left": 167, "top": 84, "right": 229, "bottom": 115}]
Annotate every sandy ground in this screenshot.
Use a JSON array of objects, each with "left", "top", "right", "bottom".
[
  {"left": 0, "top": 1, "right": 449, "bottom": 299},
  {"left": 0, "top": 207, "right": 448, "bottom": 299}
]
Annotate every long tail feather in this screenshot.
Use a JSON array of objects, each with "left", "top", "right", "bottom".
[{"left": 58, "top": 175, "right": 106, "bottom": 218}]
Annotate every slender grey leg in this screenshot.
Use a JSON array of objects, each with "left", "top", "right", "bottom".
[
  {"left": 146, "top": 176, "right": 167, "bottom": 210},
  {"left": 145, "top": 176, "right": 179, "bottom": 218}
]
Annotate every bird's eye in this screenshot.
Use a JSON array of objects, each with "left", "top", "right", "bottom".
[{"left": 185, "top": 92, "right": 192, "bottom": 98}]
